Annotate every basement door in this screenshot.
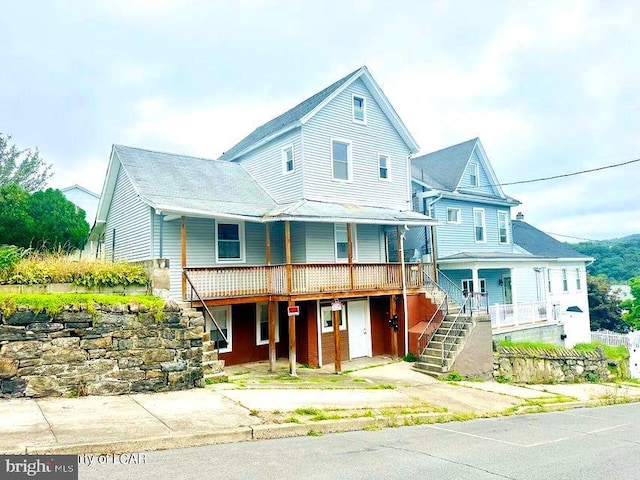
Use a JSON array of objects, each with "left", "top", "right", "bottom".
[{"left": 347, "top": 300, "right": 372, "bottom": 359}]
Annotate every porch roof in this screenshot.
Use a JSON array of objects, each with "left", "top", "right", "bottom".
[{"left": 263, "top": 199, "right": 437, "bottom": 226}]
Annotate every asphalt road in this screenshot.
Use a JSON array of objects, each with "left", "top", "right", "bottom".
[{"left": 78, "top": 403, "right": 640, "bottom": 480}]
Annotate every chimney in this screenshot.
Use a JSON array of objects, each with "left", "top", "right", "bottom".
[{"left": 516, "top": 212, "right": 524, "bottom": 221}]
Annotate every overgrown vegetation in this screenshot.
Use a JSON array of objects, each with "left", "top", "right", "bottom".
[
  {"left": 0, "top": 293, "right": 164, "bottom": 317},
  {"left": 497, "top": 340, "right": 562, "bottom": 350},
  {"left": 498, "top": 339, "right": 629, "bottom": 362},
  {"left": 403, "top": 352, "right": 418, "bottom": 362},
  {"left": 0, "top": 248, "right": 148, "bottom": 286}
]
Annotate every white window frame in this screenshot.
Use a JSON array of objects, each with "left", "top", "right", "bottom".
[
  {"left": 215, "top": 221, "right": 246, "bottom": 263},
  {"left": 320, "top": 304, "right": 347, "bottom": 333},
  {"left": 334, "top": 223, "right": 357, "bottom": 262},
  {"left": 497, "top": 211, "right": 510, "bottom": 244},
  {"left": 562, "top": 268, "right": 568, "bottom": 292},
  {"left": 446, "top": 207, "right": 461, "bottom": 224},
  {"left": 352, "top": 94, "right": 366, "bottom": 124},
  {"left": 469, "top": 163, "right": 479, "bottom": 187},
  {"left": 575, "top": 268, "right": 582, "bottom": 290},
  {"left": 282, "top": 144, "right": 294, "bottom": 175},
  {"left": 461, "top": 279, "right": 486, "bottom": 294},
  {"left": 547, "top": 268, "right": 552, "bottom": 293},
  {"left": 473, "top": 208, "right": 486, "bottom": 243},
  {"left": 331, "top": 138, "right": 352, "bottom": 182},
  {"left": 256, "top": 303, "right": 279, "bottom": 346},
  {"left": 208, "top": 305, "right": 232, "bottom": 353},
  {"left": 378, "top": 153, "right": 390, "bottom": 180}
]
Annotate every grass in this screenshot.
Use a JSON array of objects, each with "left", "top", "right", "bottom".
[
  {"left": 498, "top": 340, "right": 563, "bottom": 350},
  {"left": 574, "top": 342, "right": 630, "bottom": 360},
  {"left": 0, "top": 293, "right": 165, "bottom": 318}
]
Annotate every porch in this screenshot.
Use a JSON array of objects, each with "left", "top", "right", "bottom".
[
  {"left": 489, "top": 301, "right": 551, "bottom": 330},
  {"left": 183, "top": 262, "right": 426, "bottom": 302}
]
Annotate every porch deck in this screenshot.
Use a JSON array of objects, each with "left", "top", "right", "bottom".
[{"left": 183, "top": 263, "right": 425, "bottom": 301}]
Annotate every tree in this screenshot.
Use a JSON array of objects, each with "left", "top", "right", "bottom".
[
  {"left": 0, "top": 185, "right": 88, "bottom": 251},
  {"left": 587, "top": 274, "right": 628, "bottom": 332},
  {"left": 0, "top": 184, "right": 35, "bottom": 247},
  {"left": 28, "top": 189, "right": 89, "bottom": 251},
  {"left": 621, "top": 277, "right": 640, "bottom": 330},
  {"left": 0, "top": 133, "right": 53, "bottom": 192}
]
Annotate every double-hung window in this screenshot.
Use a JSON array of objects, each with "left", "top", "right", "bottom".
[
  {"left": 216, "top": 222, "right": 244, "bottom": 262},
  {"left": 256, "top": 303, "right": 279, "bottom": 346},
  {"left": 469, "top": 163, "right": 479, "bottom": 187},
  {"left": 378, "top": 154, "right": 389, "bottom": 180},
  {"left": 334, "top": 223, "right": 356, "bottom": 262},
  {"left": 352, "top": 95, "right": 366, "bottom": 123},
  {"left": 562, "top": 269, "right": 568, "bottom": 292},
  {"left": 208, "top": 306, "right": 231, "bottom": 353},
  {"left": 473, "top": 208, "right": 486, "bottom": 242},
  {"left": 498, "top": 211, "right": 509, "bottom": 244},
  {"left": 576, "top": 268, "right": 582, "bottom": 290},
  {"left": 282, "top": 145, "right": 294, "bottom": 174},
  {"left": 332, "top": 140, "right": 351, "bottom": 181}
]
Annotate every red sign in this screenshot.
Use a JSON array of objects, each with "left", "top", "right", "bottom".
[{"left": 287, "top": 306, "right": 300, "bottom": 316}]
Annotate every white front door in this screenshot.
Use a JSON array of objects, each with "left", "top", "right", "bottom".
[{"left": 347, "top": 300, "right": 371, "bottom": 359}]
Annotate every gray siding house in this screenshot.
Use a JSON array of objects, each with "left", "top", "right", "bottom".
[{"left": 92, "top": 67, "right": 437, "bottom": 367}]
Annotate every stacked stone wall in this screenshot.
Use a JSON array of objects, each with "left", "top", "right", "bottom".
[
  {"left": 0, "top": 302, "right": 203, "bottom": 398},
  {"left": 493, "top": 345, "right": 622, "bottom": 383}
]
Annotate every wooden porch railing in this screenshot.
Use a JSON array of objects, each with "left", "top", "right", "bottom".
[{"left": 183, "top": 263, "right": 424, "bottom": 300}]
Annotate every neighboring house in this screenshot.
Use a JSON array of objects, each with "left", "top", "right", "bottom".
[
  {"left": 406, "top": 138, "right": 593, "bottom": 347},
  {"left": 91, "top": 66, "right": 438, "bottom": 368},
  {"left": 61, "top": 184, "right": 100, "bottom": 226}
]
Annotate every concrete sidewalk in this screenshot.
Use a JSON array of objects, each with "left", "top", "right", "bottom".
[{"left": 2, "top": 361, "right": 640, "bottom": 454}]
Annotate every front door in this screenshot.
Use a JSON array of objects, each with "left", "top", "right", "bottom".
[
  {"left": 347, "top": 300, "right": 371, "bottom": 359},
  {"left": 503, "top": 275, "right": 513, "bottom": 304}
]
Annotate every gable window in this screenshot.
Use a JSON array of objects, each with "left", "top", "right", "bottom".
[
  {"left": 498, "top": 211, "right": 509, "bottom": 244},
  {"left": 447, "top": 207, "right": 461, "bottom": 224},
  {"left": 282, "top": 145, "right": 294, "bottom": 174},
  {"left": 575, "top": 268, "right": 581, "bottom": 290},
  {"left": 332, "top": 140, "right": 351, "bottom": 181},
  {"left": 216, "top": 222, "right": 245, "bottom": 262},
  {"left": 352, "top": 95, "right": 366, "bottom": 123},
  {"left": 207, "top": 306, "right": 232, "bottom": 353},
  {"left": 378, "top": 154, "right": 389, "bottom": 180},
  {"left": 473, "top": 208, "right": 486, "bottom": 242},
  {"left": 320, "top": 304, "right": 346, "bottom": 333},
  {"left": 334, "top": 223, "right": 357, "bottom": 262},
  {"left": 562, "top": 269, "right": 568, "bottom": 292},
  {"left": 469, "top": 163, "right": 479, "bottom": 187},
  {"left": 256, "top": 303, "right": 279, "bottom": 346}
]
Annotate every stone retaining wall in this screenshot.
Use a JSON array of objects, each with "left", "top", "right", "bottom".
[
  {"left": 493, "top": 345, "right": 619, "bottom": 383},
  {"left": 0, "top": 301, "right": 203, "bottom": 398}
]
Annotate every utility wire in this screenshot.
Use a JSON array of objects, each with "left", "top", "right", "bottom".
[{"left": 500, "top": 157, "right": 640, "bottom": 186}]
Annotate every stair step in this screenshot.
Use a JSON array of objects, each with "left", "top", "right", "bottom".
[
  {"left": 203, "top": 360, "right": 225, "bottom": 374},
  {"left": 204, "top": 372, "right": 228, "bottom": 384},
  {"left": 413, "top": 362, "right": 445, "bottom": 374}
]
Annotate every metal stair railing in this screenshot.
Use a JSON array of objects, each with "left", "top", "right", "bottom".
[
  {"left": 184, "top": 270, "right": 228, "bottom": 355},
  {"left": 416, "top": 271, "right": 449, "bottom": 356},
  {"left": 436, "top": 269, "right": 467, "bottom": 312},
  {"left": 440, "top": 294, "right": 472, "bottom": 367}
]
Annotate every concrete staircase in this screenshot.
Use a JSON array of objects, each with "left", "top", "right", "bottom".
[
  {"left": 414, "top": 289, "right": 474, "bottom": 376},
  {"left": 174, "top": 300, "right": 227, "bottom": 384}
]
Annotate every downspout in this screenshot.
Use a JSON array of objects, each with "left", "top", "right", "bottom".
[
  {"left": 400, "top": 225, "right": 409, "bottom": 356},
  {"left": 159, "top": 212, "right": 164, "bottom": 258}
]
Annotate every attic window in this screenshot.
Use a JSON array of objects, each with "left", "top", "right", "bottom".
[
  {"left": 469, "top": 163, "right": 479, "bottom": 187},
  {"left": 352, "top": 95, "right": 366, "bottom": 123},
  {"left": 282, "top": 145, "right": 294, "bottom": 174}
]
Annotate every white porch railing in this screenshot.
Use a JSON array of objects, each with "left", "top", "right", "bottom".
[{"left": 490, "top": 301, "right": 549, "bottom": 329}]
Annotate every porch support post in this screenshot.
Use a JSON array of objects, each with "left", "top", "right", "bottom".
[
  {"left": 333, "top": 307, "right": 342, "bottom": 373},
  {"left": 430, "top": 225, "right": 438, "bottom": 282},
  {"left": 265, "top": 222, "right": 272, "bottom": 294},
  {"left": 268, "top": 300, "right": 277, "bottom": 372},
  {"left": 390, "top": 295, "right": 398, "bottom": 360},
  {"left": 181, "top": 216, "right": 186, "bottom": 299},
  {"left": 510, "top": 268, "right": 519, "bottom": 324},
  {"left": 347, "top": 223, "right": 354, "bottom": 290},
  {"left": 471, "top": 266, "right": 479, "bottom": 312},
  {"left": 285, "top": 221, "right": 296, "bottom": 376}
]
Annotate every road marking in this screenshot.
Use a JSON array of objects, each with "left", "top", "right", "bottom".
[{"left": 427, "top": 422, "right": 631, "bottom": 448}]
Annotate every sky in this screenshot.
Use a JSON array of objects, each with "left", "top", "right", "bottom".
[{"left": 1, "top": 0, "right": 638, "bottom": 242}]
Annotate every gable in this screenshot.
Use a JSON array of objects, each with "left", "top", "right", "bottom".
[{"left": 219, "top": 66, "right": 418, "bottom": 162}]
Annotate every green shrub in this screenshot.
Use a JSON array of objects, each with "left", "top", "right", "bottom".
[
  {"left": 440, "top": 371, "right": 463, "bottom": 382},
  {"left": 403, "top": 352, "right": 418, "bottom": 362}
]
